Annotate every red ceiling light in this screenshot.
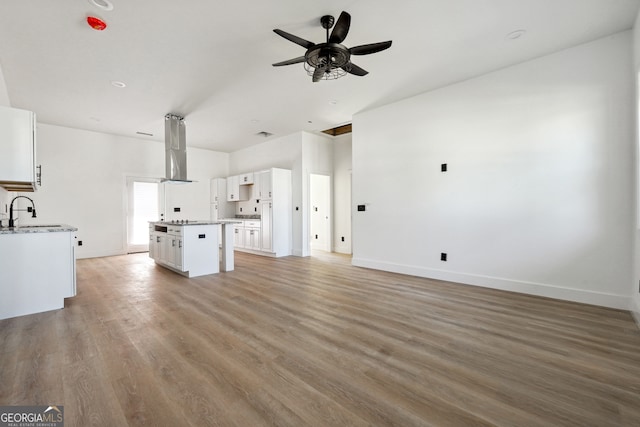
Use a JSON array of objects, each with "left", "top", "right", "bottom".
[{"left": 87, "top": 16, "right": 107, "bottom": 31}]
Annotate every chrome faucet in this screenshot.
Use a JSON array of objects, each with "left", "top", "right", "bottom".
[{"left": 9, "top": 196, "right": 37, "bottom": 228}]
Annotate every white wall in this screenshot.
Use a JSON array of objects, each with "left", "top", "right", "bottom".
[
  {"left": 632, "top": 11, "right": 640, "bottom": 324},
  {"left": 333, "top": 133, "right": 352, "bottom": 254},
  {"left": 19, "top": 123, "right": 228, "bottom": 258},
  {"left": 301, "top": 132, "right": 333, "bottom": 256},
  {"left": 0, "top": 65, "right": 11, "bottom": 221},
  {"left": 352, "top": 32, "right": 634, "bottom": 310}
]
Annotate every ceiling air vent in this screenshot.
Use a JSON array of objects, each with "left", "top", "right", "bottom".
[{"left": 256, "top": 131, "right": 273, "bottom": 138}]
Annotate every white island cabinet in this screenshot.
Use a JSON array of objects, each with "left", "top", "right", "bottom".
[
  {"left": 149, "top": 220, "right": 240, "bottom": 277},
  {"left": 0, "top": 225, "right": 77, "bottom": 320}
]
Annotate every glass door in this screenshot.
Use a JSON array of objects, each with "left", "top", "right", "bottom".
[{"left": 126, "top": 177, "right": 162, "bottom": 253}]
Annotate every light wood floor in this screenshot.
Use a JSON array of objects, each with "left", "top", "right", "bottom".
[{"left": 1, "top": 251, "right": 640, "bottom": 426}]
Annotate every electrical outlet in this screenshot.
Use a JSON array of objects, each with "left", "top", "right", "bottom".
[
  {"left": 341, "top": 236, "right": 345, "bottom": 242},
  {"left": 78, "top": 240, "right": 83, "bottom": 246},
  {"left": 441, "top": 163, "right": 447, "bottom": 172},
  {"left": 357, "top": 205, "right": 366, "bottom": 211},
  {"left": 173, "top": 207, "right": 180, "bottom": 212},
  {"left": 441, "top": 253, "right": 447, "bottom": 261}
]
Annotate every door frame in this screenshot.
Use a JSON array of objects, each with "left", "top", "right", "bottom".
[
  {"left": 309, "top": 173, "right": 332, "bottom": 252},
  {"left": 125, "top": 176, "right": 163, "bottom": 253}
]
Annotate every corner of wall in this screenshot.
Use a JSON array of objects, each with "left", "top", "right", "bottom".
[{"left": 0, "top": 63, "right": 10, "bottom": 107}]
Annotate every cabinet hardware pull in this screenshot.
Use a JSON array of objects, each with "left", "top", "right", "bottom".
[{"left": 36, "top": 165, "right": 42, "bottom": 186}]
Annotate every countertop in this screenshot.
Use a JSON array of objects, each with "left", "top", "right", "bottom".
[
  {"left": 0, "top": 224, "right": 78, "bottom": 235},
  {"left": 149, "top": 220, "right": 242, "bottom": 227}
]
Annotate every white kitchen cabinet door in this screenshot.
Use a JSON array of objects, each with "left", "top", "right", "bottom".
[
  {"left": 149, "top": 231, "right": 156, "bottom": 259},
  {"left": 0, "top": 105, "right": 38, "bottom": 192},
  {"left": 226, "top": 175, "right": 239, "bottom": 201},
  {"left": 238, "top": 172, "right": 254, "bottom": 185},
  {"left": 254, "top": 170, "right": 272, "bottom": 200},
  {"left": 174, "top": 237, "right": 183, "bottom": 271},
  {"left": 261, "top": 201, "right": 273, "bottom": 252},
  {"left": 234, "top": 227, "right": 244, "bottom": 247},
  {"left": 210, "top": 178, "right": 226, "bottom": 203},
  {"left": 157, "top": 234, "right": 168, "bottom": 263}
]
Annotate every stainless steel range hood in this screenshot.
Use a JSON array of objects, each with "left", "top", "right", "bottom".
[{"left": 162, "top": 114, "right": 192, "bottom": 183}]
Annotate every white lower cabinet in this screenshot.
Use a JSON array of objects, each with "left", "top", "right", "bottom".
[{"left": 0, "top": 229, "right": 77, "bottom": 320}]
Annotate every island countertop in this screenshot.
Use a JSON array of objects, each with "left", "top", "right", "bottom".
[
  {"left": 0, "top": 224, "right": 78, "bottom": 235},
  {"left": 149, "top": 220, "right": 242, "bottom": 226}
]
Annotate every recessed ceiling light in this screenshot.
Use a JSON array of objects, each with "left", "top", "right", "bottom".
[
  {"left": 506, "top": 30, "right": 526, "bottom": 40},
  {"left": 329, "top": 100, "right": 338, "bottom": 105},
  {"left": 307, "top": 120, "right": 313, "bottom": 124},
  {"left": 111, "top": 80, "right": 126, "bottom": 88},
  {"left": 88, "top": 0, "right": 114, "bottom": 11},
  {"left": 250, "top": 119, "right": 260, "bottom": 124}
]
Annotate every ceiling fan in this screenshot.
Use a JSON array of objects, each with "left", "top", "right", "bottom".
[{"left": 272, "top": 11, "right": 392, "bottom": 82}]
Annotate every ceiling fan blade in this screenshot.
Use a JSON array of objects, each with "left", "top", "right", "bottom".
[
  {"left": 344, "top": 62, "right": 368, "bottom": 76},
  {"left": 272, "top": 56, "right": 306, "bottom": 67},
  {"left": 273, "top": 29, "right": 315, "bottom": 49},
  {"left": 312, "top": 67, "right": 325, "bottom": 82},
  {"left": 329, "top": 11, "right": 351, "bottom": 43},
  {"left": 350, "top": 40, "right": 392, "bottom": 56}
]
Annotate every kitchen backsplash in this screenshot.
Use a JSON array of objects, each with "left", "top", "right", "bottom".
[{"left": 236, "top": 197, "right": 262, "bottom": 217}]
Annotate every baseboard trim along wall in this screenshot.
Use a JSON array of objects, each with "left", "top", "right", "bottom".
[
  {"left": 352, "top": 257, "right": 629, "bottom": 310},
  {"left": 632, "top": 298, "right": 640, "bottom": 330}
]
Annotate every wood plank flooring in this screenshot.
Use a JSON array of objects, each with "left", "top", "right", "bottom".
[{"left": 1, "top": 251, "right": 640, "bottom": 426}]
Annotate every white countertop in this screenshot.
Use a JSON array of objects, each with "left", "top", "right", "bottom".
[{"left": 0, "top": 224, "right": 77, "bottom": 235}]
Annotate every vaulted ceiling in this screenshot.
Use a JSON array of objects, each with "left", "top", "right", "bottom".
[{"left": 0, "top": 0, "right": 638, "bottom": 152}]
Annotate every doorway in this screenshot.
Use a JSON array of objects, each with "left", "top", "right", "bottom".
[
  {"left": 126, "top": 177, "right": 162, "bottom": 253},
  {"left": 310, "top": 174, "right": 331, "bottom": 252}
]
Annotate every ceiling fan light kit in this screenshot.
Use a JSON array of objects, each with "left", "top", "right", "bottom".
[{"left": 272, "top": 11, "right": 392, "bottom": 82}]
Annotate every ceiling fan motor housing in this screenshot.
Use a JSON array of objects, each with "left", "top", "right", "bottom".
[{"left": 305, "top": 43, "right": 351, "bottom": 71}]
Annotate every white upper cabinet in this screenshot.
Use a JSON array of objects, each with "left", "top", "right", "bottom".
[
  {"left": 255, "top": 170, "right": 272, "bottom": 200},
  {"left": 238, "top": 172, "right": 254, "bottom": 185},
  {"left": 210, "top": 177, "right": 227, "bottom": 203},
  {"left": 0, "top": 105, "right": 39, "bottom": 192},
  {"left": 226, "top": 175, "right": 250, "bottom": 201}
]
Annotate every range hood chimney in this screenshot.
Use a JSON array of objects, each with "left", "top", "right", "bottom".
[{"left": 162, "top": 114, "right": 192, "bottom": 183}]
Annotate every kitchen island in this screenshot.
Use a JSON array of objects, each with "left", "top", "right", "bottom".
[
  {"left": 149, "top": 220, "right": 240, "bottom": 278},
  {"left": 0, "top": 224, "right": 77, "bottom": 320}
]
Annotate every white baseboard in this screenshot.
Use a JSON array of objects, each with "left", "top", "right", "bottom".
[
  {"left": 76, "top": 249, "right": 128, "bottom": 259},
  {"left": 352, "top": 257, "right": 629, "bottom": 310},
  {"left": 332, "top": 243, "right": 352, "bottom": 255},
  {"left": 631, "top": 296, "right": 640, "bottom": 329}
]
